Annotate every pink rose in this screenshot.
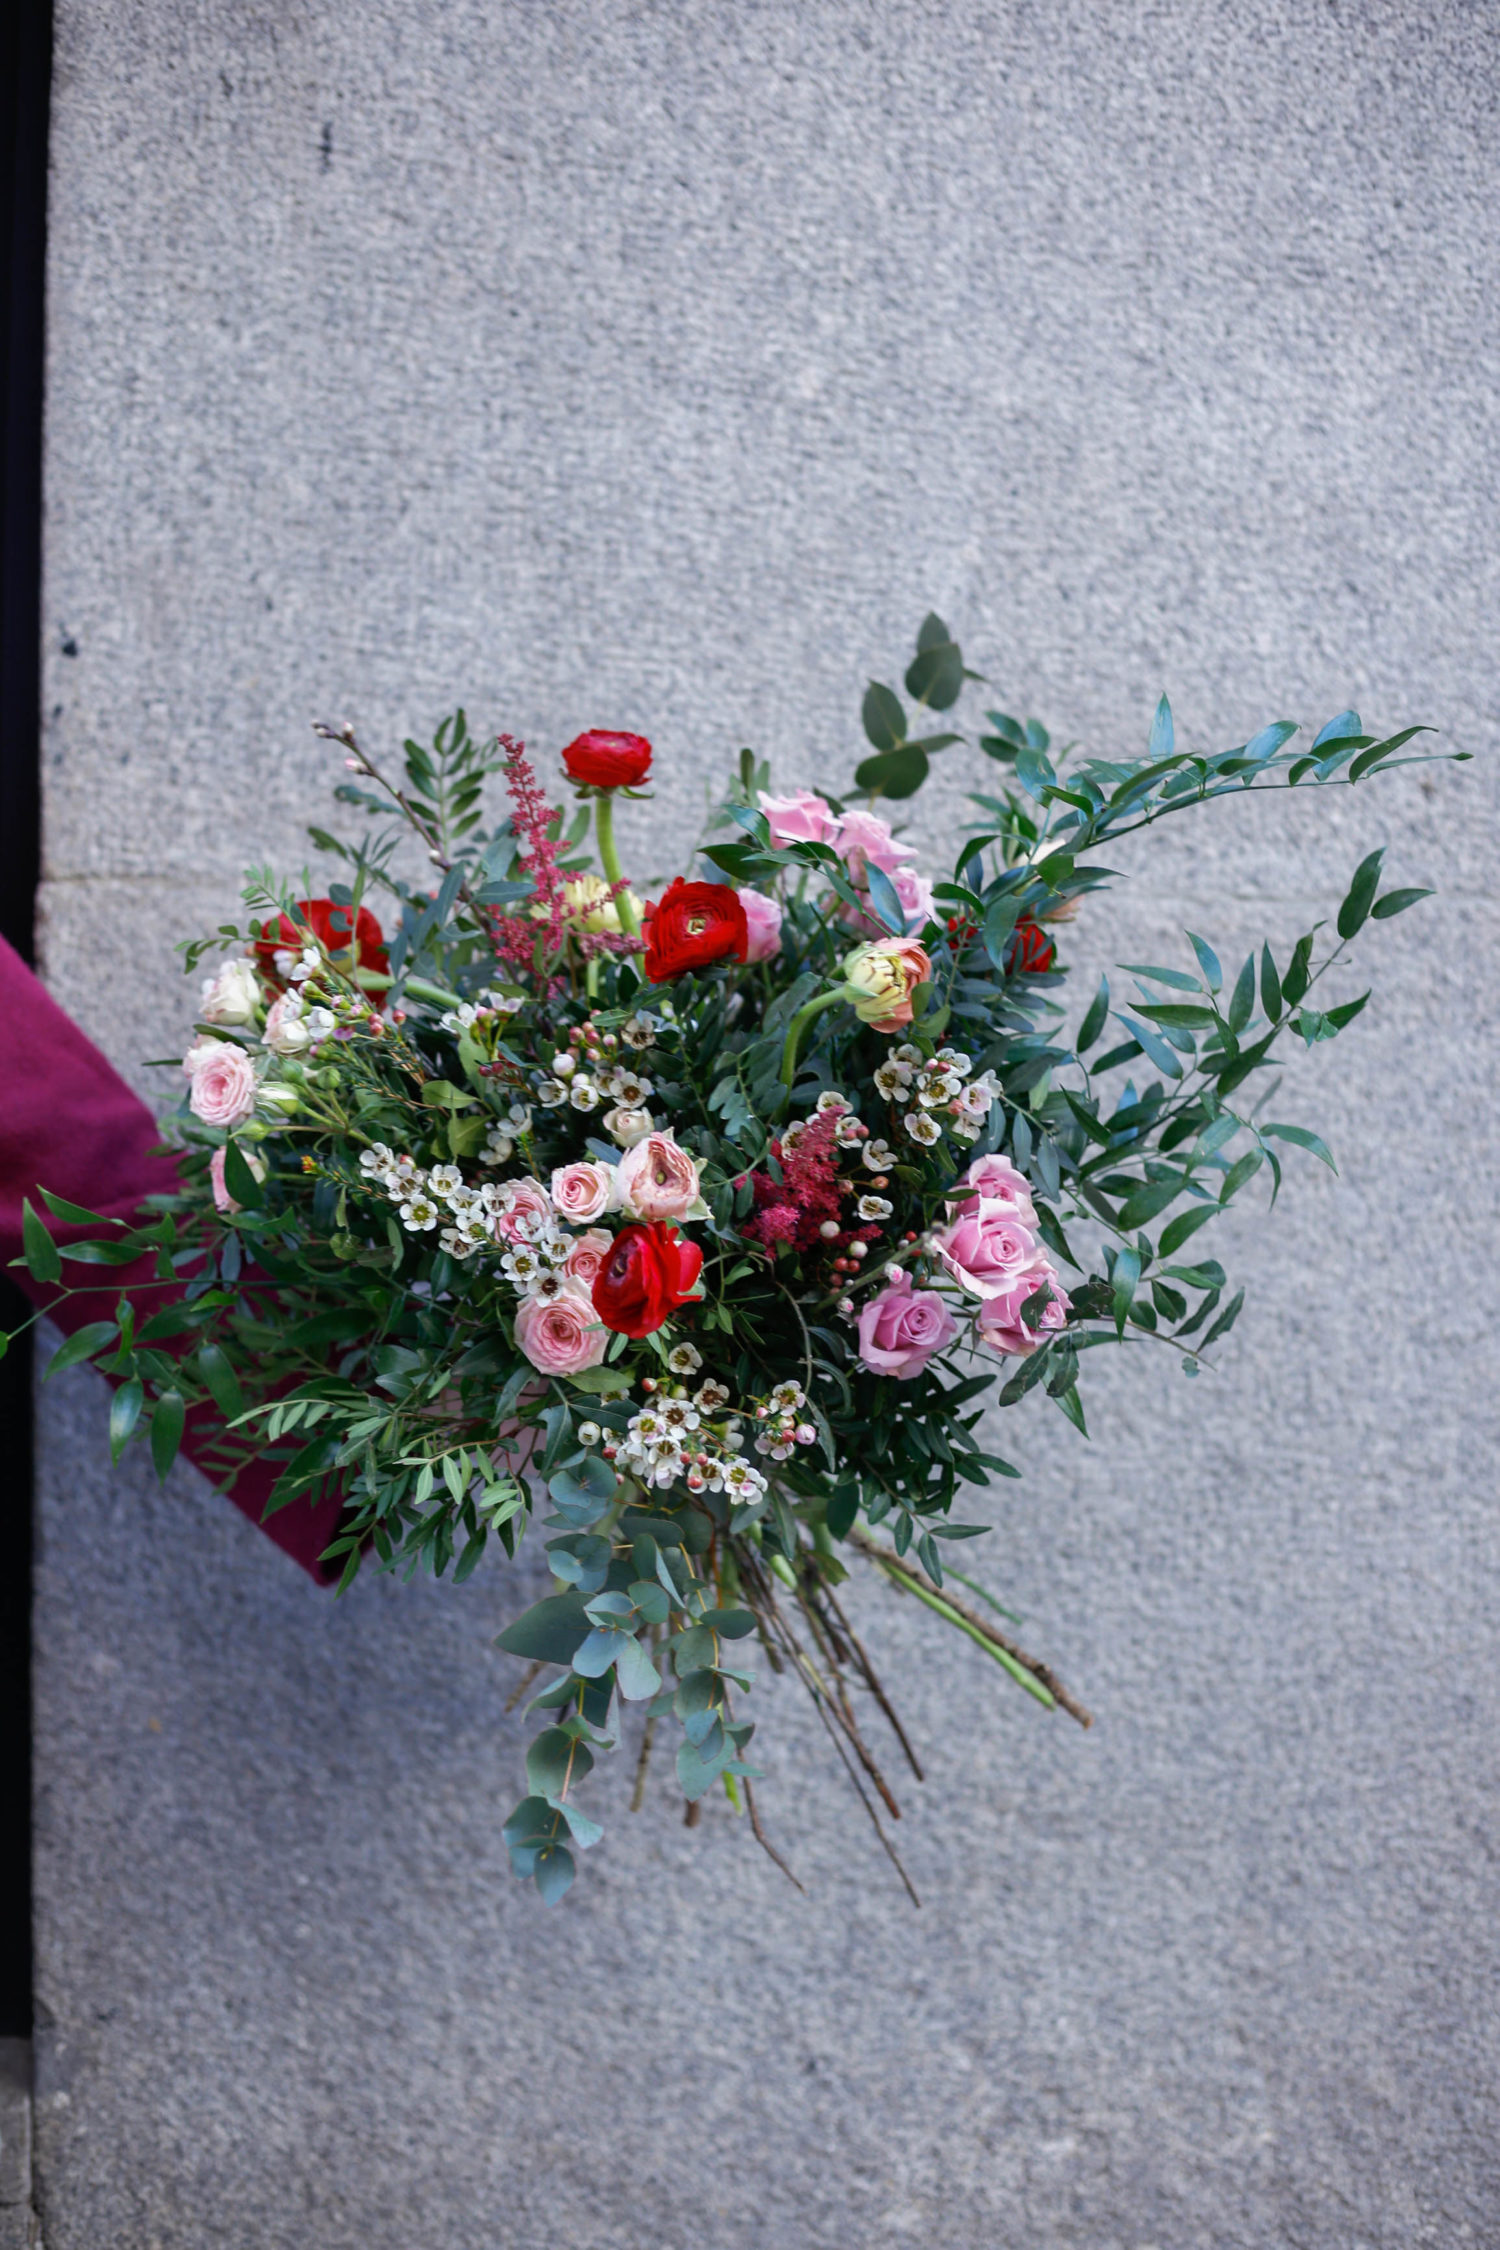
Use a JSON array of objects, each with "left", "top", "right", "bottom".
[
  {"left": 978, "top": 1259, "right": 1071, "bottom": 1357},
  {"left": 187, "top": 1041, "right": 258, "bottom": 1129},
  {"left": 951, "top": 1153, "right": 1036, "bottom": 1227},
  {"left": 933, "top": 1197, "right": 1040, "bottom": 1300},
  {"left": 514, "top": 1283, "right": 607, "bottom": 1375},
  {"left": 891, "top": 865, "right": 936, "bottom": 933},
  {"left": 615, "top": 1130, "right": 702, "bottom": 1222},
  {"left": 737, "top": 888, "right": 784, "bottom": 964},
  {"left": 562, "top": 1227, "right": 613, "bottom": 1290},
  {"left": 758, "top": 788, "right": 838, "bottom": 847},
  {"left": 209, "top": 1143, "right": 265, "bottom": 1214},
  {"left": 832, "top": 807, "right": 915, "bottom": 884},
  {"left": 490, "top": 1178, "right": 553, "bottom": 1246},
  {"left": 550, "top": 1160, "right": 616, "bottom": 1223},
  {"left": 857, "top": 1273, "right": 959, "bottom": 1379}
]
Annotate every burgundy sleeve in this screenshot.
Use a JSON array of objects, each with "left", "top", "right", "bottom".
[{"left": 0, "top": 934, "right": 343, "bottom": 1582}]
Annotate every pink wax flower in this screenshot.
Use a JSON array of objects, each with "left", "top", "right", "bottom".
[
  {"left": 550, "top": 1160, "right": 616, "bottom": 1223},
  {"left": 737, "top": 888, "right": 784, "bottom": 963},
  {"left": 209, "top": 1142, "right": 265, "bottom": 1214},
  {"left": 615, "top": 1129, "right": 702, "bottom": 1223},
  {"left": 562, "top": 1227, "right": 614, "bottom": 1290},
  {"left": 832, "top": 807, "right": 915, "bottom": 884},
  {"left": 489, "top": 1178, "right": 553, "bottom": 1247},
  {"left": 857, "top": 1272, "right": 959, "bottom": 1378},
  {"left": 978, "top": 1259, "right": 1071, "bottom": 1357},
  {"left": 186, "top": 1041, "right": 258, "bottom": 1129},
  {"left": 951, "top": 1153, "right": 1037, "bottom": 1227},
  {"left": 514, "top": 1283, "right": 607, "bottom": 1375},
  {"left": 758, "top": 788, "right": 838, "bottom": 847},
  {"left": 933, "top": 1198, "right": 1040, "bottom": 1300}
]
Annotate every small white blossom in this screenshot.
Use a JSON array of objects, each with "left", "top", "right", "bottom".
[
  {"left": 568, "top": 1078, "right": 601, "bottom": 1112},
  {"left": 576, "top": 1422, "right": 602, "bottom": 1447},
  {"left": 857, "top": 1194, "right": 893, "bottom": 1221},
  {"left": 667, "top": 1343, "right": 703, "bottom": 1375},
  {"left": 834, "top": 1114, "right": 866, "bottom": 1148},
  {"left": 439, "top": 1227, "right": 480, "bottom": 1259},
  {"left": 904, "top": 1112, "right": 942, "bottom": 1146},
  {"left": 536, "top": 1077, "right": 568, "bottom": 1107},
  {"left": 428, "top": 1164, "right": 464, "bottom": 1199},
  {"left": 359, "top": 1143, "right": 395, "bottom": 1177},
  {"left": 620, "top": 1014, "right": 656, "bottom": 1051},
  {"left": 815, "top": 1090, "right": 851, "bottom": 1116},
  {"left": 768, "top": 1380, "right": 805, "bottom": 1413},
  {"left": 862, "top": 1138, "right": 896, "bottom": 1172},
  {"left": 400, "top": 1195, "right": 441, "bottom": 1231},
  {"left": 695, "top": 1378, "right": 731, "bottom": 1411},
  {"left": 874, "top": 1060, "right": 912, "bottom": 1102}
]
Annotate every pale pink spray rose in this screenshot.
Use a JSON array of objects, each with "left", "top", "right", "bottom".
[
  {"left": 832, "top": 807, "right": 915, "bottom": 884},
  {"left": 757, "top": 788, "right": 839, "bottom": 847},
  {"left": 187, "top": 1040, "right": 258, "bottom": 1129},
  {"left": 856, "top": 1272, "right": 959, "bottom": 1378},
  {"left": 615, "top": 1129, "right": 702, "bottom": 1222},
  {"left": 951, "top": 1152, "right": 1037, "bottom": 1227},
  {"left": 562, "top": 1227, "right": 614, "bottom": 1290},
  {"left": 891, "top": 864, "right": 936, "bottom": 932},
  {"left": 261, "top": 991, "right": 311, "bottom": 1056},
  {"left": 209, "top": 1142, "right": 265, "bottom": 1214},
  {"left": 737, "top": 888, "right": 784, "bottom": 964},
  {"left": 489, "top": 1178, "right": 554, "bottom": 1247},
  {"left": 978, "top": 1259, "right": 1071, "bottom": 1358},
  {"left": 932, "top": 1197, "right": 1040, "bottom": 1300},
  {"left": 550, "top": 1160, "right": 617, "bottom": 1224},
  {"left": 514, "top": 1283, "right": 607, "bottom": 1375},
  {"left": 199, "top": 956, "right": 261, "bottom": 1026}
]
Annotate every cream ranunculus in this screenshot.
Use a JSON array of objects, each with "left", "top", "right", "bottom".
[{"left": 841, "top": 937, "right": 932, "bottom": 1032}]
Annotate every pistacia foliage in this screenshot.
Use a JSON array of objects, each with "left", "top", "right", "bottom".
[{"left": 13, "top": 628, "right": 1458, "bottom": 1902}]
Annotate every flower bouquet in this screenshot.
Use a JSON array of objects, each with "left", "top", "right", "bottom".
[{"left": 13, "top": 616, "right": 1456, "bottom": 1901}]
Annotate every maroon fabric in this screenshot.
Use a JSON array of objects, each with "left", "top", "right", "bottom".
[{"left": 0, "top": 933, "right": 343, "bottom": 1581}]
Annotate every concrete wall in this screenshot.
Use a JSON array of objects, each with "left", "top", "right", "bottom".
[{"left": 34, "top": 4, "right": 1500, "bottom": 2244}]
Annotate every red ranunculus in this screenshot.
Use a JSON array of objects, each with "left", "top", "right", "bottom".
[
  {"left": 560, "top": 729, "right": 654, "bottom": 789},
  {"left": 254, "top": 899, "right": 389, "bottom": 988},
  {"left": 591, "top": 1222, "right": 703, "bottom": 1338},
  {"left": 1007, "top": 917, "right": 1056, "bottom": 975},
  {"left": 641, "top": 878, "right": 748, "bottom": 983}
]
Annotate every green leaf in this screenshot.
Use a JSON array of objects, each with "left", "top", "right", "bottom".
[
  {"left": 1148, "top": 694, "right": 1174, "bottom": 761},
  {"left": 20, "top": 1198, "right": 61, "bottom": 1285},
  {"left": 1219, "top": 1149, "right": 1264, "bottom": 1203},
  {"left": 1110, "top": 1246, "right": 1141, "bottom": 1335},
  {"left": 1370, "top": 887, "right": 1434, "bottom": 920},
  {"left": 1077, "top": 975, "right": 1110, "bottom": 1053},
  {"left": 1226, "top": 954, "right": 1256, "bottom": 1036},
  {"left": 1336, "top": 848, "right": 1385, "bottom": 940},
  {"left": 1201, "top": 1289, "right": 1246, "bottom": 1349},
  {"left": 1186, "top": 933, "right": 1222, "bottom": 993},
  {"left": 1118, "top": 1175, "right": 1187, "bottom": 1230},
  {"left": 854, "top": 745, "right": 929, "bottom": 799},
  {"left": 43, "top": 1321, "right": 119, "bottom": 1378},
  {"left": 195, "top": 1344, "right": 245, "bottom": 1423},
  {"left": 108, "top": 1379, "right": 144, "bottom": 1466},
  {"left": 905, "top": 634, "right": 964, "bottom": 712},
  {"left": 150, "top": 1390, "right": 186, "bottom": 1481},
  {"left": 37, "top": 1189, "right": 120, "bottom": 1229},
  {"left": 1259, "top": 944, "right": 1282, "bottom": 1021},
  {"left": 1121, "top": 962, "right": 1202, "bottom": 992},
  {"left": 1113, "top": 1014, "right": 1184, "bottom": 1081},
  {"left": 494, "top": 1591, "right": 591, "bottom": 1665},
  {"left": 222, "top": 1140, "right": 265, "bottom": 1208},
  {"left": 864, "top": 861, "right": 907, "bottom": 935},
  {"left": 1326, "top": 990, "right": 1370, "bottom": 1032},
  {"left": 1159, "top": 1203, "right": 1217, "bottom": 1257},
  {"left": 1281, "top": 931, "right": 1316, "bottom": 1008},
  {"left": 861, "top": 682, "right": 907, "bottom": 752},
  {"left": 527, "top": 1726, "right": 595, "bottom": 1798},
  {"left": 1261, "top": 1123, "right": 1336, "bottom": 1172},
  {"left": 533, "top": 1843, "right": 576, "bottom": 1904}
]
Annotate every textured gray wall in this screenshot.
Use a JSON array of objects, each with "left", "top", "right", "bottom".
[{"left": 34, "top": 3, "right": 1500, "bottom": 2245}]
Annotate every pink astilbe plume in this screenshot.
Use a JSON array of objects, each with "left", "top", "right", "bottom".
[
  {"left": 490, "top": 735, "right": 569, "bottom": 972},
  {"left": 742, "top": 1108, "right": 871, "bottom": 1256}
]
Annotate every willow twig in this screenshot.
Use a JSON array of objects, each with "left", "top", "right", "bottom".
[{"left": 744, "top": 1778, "right": 805, "bottom": 1894}]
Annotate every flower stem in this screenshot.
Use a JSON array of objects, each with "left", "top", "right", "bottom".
[
  {"left": 779, "top": 987, "right": 848, "bottom": 1089},
  {"left": 593, "top": 792, "right": 639, "bottom": 936}
]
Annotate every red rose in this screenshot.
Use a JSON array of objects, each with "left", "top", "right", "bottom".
[
  {"left": 591, "top": 1222, "right": 704, "bottom": 1338},
  {"left": 641, "top": 878, "right": 748, "bottom": 983},
  {"left": 561, "top": 730, "right": 654, "bottom": 789},
  {"left": 254, "top": 899, "right": 389, "bottom": 988},
  {"left": 1007, "top": 918, "right": 1056, "bottom": 975}
]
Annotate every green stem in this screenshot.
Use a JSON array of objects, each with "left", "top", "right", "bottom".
[
  {"left": 872, "top": 1560, "right": 1056, "bottom": 1708},
  {"left": 778, "top": 987, "right": 848, "bottom": 1089},
  {"left": 593, "top": 793, "right": 639, "bottom": 936},
  {"left": 356, "top": 970, "right": 464, "bottom": 1009}
]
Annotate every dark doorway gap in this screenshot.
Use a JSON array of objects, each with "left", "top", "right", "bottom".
[{"left": 0, "top": 0, "right": 53, "bottom": 2039}]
